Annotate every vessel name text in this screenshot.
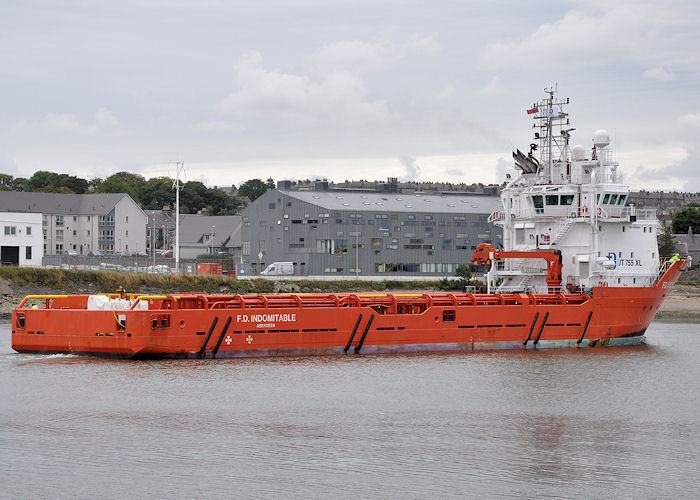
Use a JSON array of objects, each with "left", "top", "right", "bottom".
[{"left": 237, "top": 313, "right": 297, "bottom": 323}]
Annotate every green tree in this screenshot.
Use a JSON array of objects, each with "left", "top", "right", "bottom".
[
  {"left": 266, "top": 177, "right": 275, "bottom": 189},
  {"left": 657, "top": 224, "right": 677, "bottom": 258},
  {"left": 12, "top": 177, "right": 27, "bottom": 191},
  {"left": 28, "top": 170, "right": 59, "bottom": 191},
  {"left": 88, "top": 177, "right": 103, "bottom": 191},
  {"left": 55, "top": 174, "right": 88, "bottom": 194},
  {"left": 455, "top": 263, "right": 473, "bottom": 280},
  {"left": 141, "top": 177, "right": 175, "bottom": 210},
  {"left": 238, "top": 178, "right": 269, "bottom": 201},
  {"left": 0, "top": 174, "right": 13, "bottom": 191},
  {"left": 205, "top": 187, "right": 241, "bottom": 215},
  {"left": 96, "top": 172, "right": 145, "bottom": 202},
  {"left": 671, "top": 207, "right": 700, "bottom": 234},
  {"left": 180, "top": 181, "right": 209, "bottom": 213}
]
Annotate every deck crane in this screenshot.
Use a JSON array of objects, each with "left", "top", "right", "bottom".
[{"left": 471, "top": 243, "right": 564, "bottom": 290}]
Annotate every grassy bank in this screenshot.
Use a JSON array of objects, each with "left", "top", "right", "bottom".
[
  {"left": 655, "top": 310, "right": 700, "bottom": 322},
  {"left": 0, "top": 266, "right": 465, "bottom": 295}
]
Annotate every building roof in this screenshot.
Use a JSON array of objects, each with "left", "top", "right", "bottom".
[
  {"left": 178, "top": 215, "right": 242, "bottom": 248},
  {"left": 145, "top": 209, "right": 176, "bottom": 229},
  {"left": 0, "top": 191, "right": 134, "bottom": 215},
  {"left": 280, "top": 189, "right": 501, "bottom": 214},
  {"left": 675, "top": 232, "right": 700, "bottom": 252}
]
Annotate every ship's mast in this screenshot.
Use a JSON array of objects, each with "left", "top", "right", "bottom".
[{"left": 531, "top": 85, "right": 572, "bottom": 183}]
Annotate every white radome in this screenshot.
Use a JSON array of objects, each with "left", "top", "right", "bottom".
[
  {"left": 593, "top": 129, "right": 610, "bottom": 149},
  {"left": 572, "top": 145, "right": 586, "bottom": 161}
]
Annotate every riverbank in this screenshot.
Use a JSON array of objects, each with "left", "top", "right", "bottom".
[
  {"left": 0, "top": 268, "right": 462, "bottom": 318},
  {"left": 2, "top": 268, "right": 699, "bottom": 321}
]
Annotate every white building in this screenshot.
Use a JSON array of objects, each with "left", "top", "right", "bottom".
[{"left": 0, "top": 212, "right": 43, "bottom": 266}]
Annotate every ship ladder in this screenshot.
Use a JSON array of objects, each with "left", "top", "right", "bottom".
[{"left": 549, "top": 219, "right": 575, "bottom": 246}]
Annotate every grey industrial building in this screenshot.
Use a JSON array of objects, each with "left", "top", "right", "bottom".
[{"left": 240, "top": 187, "right": 502, "bottom": 278}]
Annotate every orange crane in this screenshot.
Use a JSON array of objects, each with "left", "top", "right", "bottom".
[{"left": 471, "top": 243, "right": 564, "bottom": 289}]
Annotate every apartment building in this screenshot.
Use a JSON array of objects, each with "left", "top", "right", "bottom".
[{"left": 0, "top": 191, "right": 147, "bottom": 255}]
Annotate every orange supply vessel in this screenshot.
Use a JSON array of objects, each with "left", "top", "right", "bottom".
[
  {"left": 10, "top": 88, "right": 692, "bottom": 358},
  {"left": 9, "top": 261, "right": 687, "bottom": 359}
]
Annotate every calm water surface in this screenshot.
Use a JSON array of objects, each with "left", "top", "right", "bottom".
[{"left": 1, "top": 320, "right": 699, "bottom": 499}]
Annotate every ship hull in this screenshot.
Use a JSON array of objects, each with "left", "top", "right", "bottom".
[{"left": 10, "top": 261, "right": 687, "bottom": 359}]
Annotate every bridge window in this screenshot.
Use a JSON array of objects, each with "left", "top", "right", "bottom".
[
  {"left": 532, "top": 196, "right": 544, "bottom": 213},
  {"left": 610, "top": 194, "right": 618, "bottom": 205},
  {"left": 603, "top": 194, "right": 610, "bottom": 204},
  {"left": 561, "top": 195, "right": 574, "bottom": 205},
  {"left": 546, "top": 195, "right": 559, "bottom": 205},
  {"left": 618, "top": 195, "right": 627, "bottom": 205}
]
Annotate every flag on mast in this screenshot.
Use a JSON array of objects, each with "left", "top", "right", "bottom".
[{"left": 527, "top": 106, "right": 539, "bottom": 114}]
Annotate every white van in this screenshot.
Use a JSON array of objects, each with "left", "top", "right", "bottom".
[{"left": 260, "top": 262, "right": 294, "bottom": 276}]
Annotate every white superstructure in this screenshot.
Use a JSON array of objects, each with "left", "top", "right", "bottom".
[{"left": 489, "top": 87, "right": 660, "bottom": 293}]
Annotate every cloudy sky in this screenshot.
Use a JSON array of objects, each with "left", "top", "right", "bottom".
[{"left": 2, "top": 0, "right": 699, "bottom": 191}]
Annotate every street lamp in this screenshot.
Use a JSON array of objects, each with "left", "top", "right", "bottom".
[{"left": 210, "top": 225, "right": 215, "bottom": 255}]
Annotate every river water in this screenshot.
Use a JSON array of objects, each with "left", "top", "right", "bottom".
[{"left": 1, "top": 319, "right": 698, "bottom": 499}]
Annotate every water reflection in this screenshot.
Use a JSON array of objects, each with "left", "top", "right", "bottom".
[{"left": 1, "top": 321, "right": 699, "bottom": 498}]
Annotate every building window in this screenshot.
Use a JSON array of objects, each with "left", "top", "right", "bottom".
[
  {"left": 259, "top": 240, "right": 266, "bottom": 252},
  {"left": 43, "top": 229, "right": 47, "bottom": 240},
  {"left": 55, "top": 244, "right": 63, "bottom": 253},
  {"left": 4, "top": 226, "right": 16, "bottom": 235},
  {"left": 242, "top": 241, "right": 250, "bottom": 255},
  {"left": 316, "top": 239, "right": 348, "bottom": 254},
  {"left": 26, "top": 247, "right": 32, "bottom": 260},
  {"left": 26, "top": 226, "right": 32, "bottom": 235},
  {"left": 324, "top": 267, "right": 344, "bottom": 273},
  {"left": 56, "top": 216, "right": 64, "bottom": 226},
  {"left": 126, "top": 216, "right": 129, "bottom": 223},
  {"left": 56, "top": 230, "right": 64, "bottom": 240},
  {"left": 73, "top": 216, "right": 77, "bottom": 222},
  {"left": 73, "top": 230, "right": 77, "bottom": 236},
  {"left": 126, "top": 230, "right": 129, "bottom": 237}
]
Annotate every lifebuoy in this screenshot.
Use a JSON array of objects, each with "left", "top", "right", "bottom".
[
  {"left": 492, "top": 211, "right": 500, "bottom": 219},
  {"left": 597, "top": 207, "right": 602, "bottom": 216}
]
